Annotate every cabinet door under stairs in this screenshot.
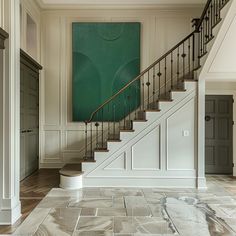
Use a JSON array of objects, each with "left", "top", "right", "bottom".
[{"left": 20, "top": 50, "right": 42, "bottom": 180}]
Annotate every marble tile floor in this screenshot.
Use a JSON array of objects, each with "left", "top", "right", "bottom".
[{"left": 13, "top": 176, "right": 236, "bottom": 236}]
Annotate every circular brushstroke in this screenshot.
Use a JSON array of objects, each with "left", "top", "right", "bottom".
[
  {"left": 112, "top": 58, "right": 140, "bottom": 121},
  {"left": 72, "top": 52, "right": 101, "bottom": 121},
  {"left": 97, "top": 23, "right": 124, "bottom": 41}
]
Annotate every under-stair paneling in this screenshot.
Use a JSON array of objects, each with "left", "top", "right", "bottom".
[
  {"left": 40, "top": 7, "right": 201, "bottom": 167},
  {"left": 131, "top": 125, "right": 160, "bottom": 170},
  {"left": 82, "top": 85, "right": 197, "bottom": 187},
  {"left": 104, "top": 152, "right": 127, "bottom": 170},
  {"left": 167, "top": 98, "right": 196, "bottom": 170}
]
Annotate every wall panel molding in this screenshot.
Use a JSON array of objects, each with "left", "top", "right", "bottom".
[{"left": 40, "top": 7, "right": 200, "bottom": 167}]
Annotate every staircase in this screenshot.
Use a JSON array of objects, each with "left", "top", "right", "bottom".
[{"left": 60, "top": 0, "right": 232, "bottom": 189}]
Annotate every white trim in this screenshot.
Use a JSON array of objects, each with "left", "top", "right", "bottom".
[
  {"left": 0, "top": 0, "right": 21, "bottom": 225},
  {"left": 197, "top": 77, "right": 207, "bottom": 189},
  {"left": 36, "top": 0, "right": 204, "bottom": 10}
]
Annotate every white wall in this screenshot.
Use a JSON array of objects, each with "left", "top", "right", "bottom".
[
  {"left": 20, "top": 0, "right": 41, "bottom": 61},
  {"left": 206, "top": 81, "right": 236, "bottom": 176},
  {"left": 40, "top": 7, "right": 201, "bottom": 168}
]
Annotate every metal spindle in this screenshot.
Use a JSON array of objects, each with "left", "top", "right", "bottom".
[
  {"left": 128, "top": 87, "right": 131, "bottom": 123},
  {"left": 135, "top": 84, "right": 138, "bottom": 119},
  {"left": 177, "top": 47, "right": 180, "bottom": 84},
  {"left": 90, "top": 122, "right": 92, "bottom": 157},
  {"left": 164, "top": 57, "right": 167, "bottom": 95},
  {"left": 123, "top": 100, "right": 126, "bottom": 129},
  {"left": 101, "top": 109, "right": 104, "bottom": 148},
  {"left": 182, "top": 42, "right": 185, "bottom": 78},
  {"left": 95, "top": 122, "right": 99, "bottom": 149},
  {"left": 158, "top": 63, "right": 161, "bottom": 99},
  {"left": 147, "top": 70, "right": 150, "bottom": 108},
  {"left": 188, "top": 38, "right": 191, "bottom": 75},
  {"left": 171, "top": 52, "right": 173, "bottom": 89},
  {"left": 192, "top": 33, "right": 196, "bottom": 71},
  {"left": 153, "top": 67, "right": 156, "bottom": 106},
  {"left": 108, "top": 104, "right": 110, "bottom": 138},
  {"left": 85, "top": 122, "right": 88, "bottom": 159},
  {"left": 214, "top": 0, "right": 216, "bottom": 24},
  {"left": 113, "top": 104, "right": 116, "bottom": 139},
  {"left": 142, "top": 77, "right": 145, "bottom": 110},
  {"left": 210, "top": 3, "right": 213, "bottom": 38}
]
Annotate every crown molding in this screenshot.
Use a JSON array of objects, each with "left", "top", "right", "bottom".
[{"left": 36, "top": 0, "right": 204, "bottom": 10}]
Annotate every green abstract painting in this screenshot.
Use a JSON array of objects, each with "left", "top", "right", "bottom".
[{"left": 72, "top": 22, "right": 140, "bottom": 121}]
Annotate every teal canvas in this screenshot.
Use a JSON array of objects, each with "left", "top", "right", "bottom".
[{"left": 72, "top": 22, "right": 141, "bottom": 121}]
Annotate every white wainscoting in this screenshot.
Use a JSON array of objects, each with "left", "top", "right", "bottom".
[{"left": 40, "top": 7, "right": 201, "bottom": 167}]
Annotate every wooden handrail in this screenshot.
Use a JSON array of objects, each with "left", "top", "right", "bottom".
[
  {"left": 196, "top": 0, "right": 212, "bottom": 31},
  {"left": 86, "top": 32, "right": 194, "bottom": 123}
]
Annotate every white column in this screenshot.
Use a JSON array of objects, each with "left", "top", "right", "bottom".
[
  {"left": 0, "top": 0, "right": 21, "bottom": 225},
  {"left": 197, "top": 76, "right": 207, "bottom": 189}
]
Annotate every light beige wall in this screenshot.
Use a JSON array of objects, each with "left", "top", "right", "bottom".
[
  {"left": 20, "top": 0, "right": 41, "bottom": 61},
  {"left": 40, "top": 7, "right": 202, "bottom": 167}
]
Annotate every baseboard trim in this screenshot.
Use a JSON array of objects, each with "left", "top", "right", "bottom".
[
  {"left": 39, "top": 163, "right": 64, "bottom": 168},
  {"left": 83, "top": 177, "right": 197, "bottom": 188},
  {"left": 197, "top": 177, "right": 207, "bottom": 189},
  {"left": 0, "top": 202, "right": 21, "bottom": 225}
]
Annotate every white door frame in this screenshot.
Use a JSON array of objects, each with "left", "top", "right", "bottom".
[{"left": 0, "top": 0, "right": 21, "bottom": 225}]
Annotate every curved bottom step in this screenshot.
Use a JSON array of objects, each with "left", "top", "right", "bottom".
[{"left": 59, "top": 164, "right": 83, "bottom": 190}]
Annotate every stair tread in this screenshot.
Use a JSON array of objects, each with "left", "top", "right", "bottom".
[
  {"left": 107, "top": 139, "right": 121, "bottom": 142},
  {"left": 145, "top": 109, "right": 161, "bottom": 112},
  {"left": 83, "top": 158, "right": 96, "bottom": 162},
  {"left": 94, "top": 148, "right": 109, "bottom": 152},
  {"left": 171, "top": 88, "right": 186, "bottom": 92},
  {"left": 133, "top": 119, "right": 147, "bottom": 122},
  {"left": 59, "top": 164, "right": 83, "bottom": 177},
  {"left": 158, "top": 98, "right": 173, "bottom": 102},
  {"left": 120, "top": 129, "right": 135, "bottom": 132}
]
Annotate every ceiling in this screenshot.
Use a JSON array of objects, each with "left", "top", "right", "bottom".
[{"left": 37, "top": 0, "right": 205, "bottom": 8}]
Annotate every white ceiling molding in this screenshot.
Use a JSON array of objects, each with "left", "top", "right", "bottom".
[{"left": 36, "top": 0, "right": 204, "bottom": 9}]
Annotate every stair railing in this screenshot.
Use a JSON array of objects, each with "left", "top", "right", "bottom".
[{"left": 83, "top": 0, "right": 230, "bottom": 159}]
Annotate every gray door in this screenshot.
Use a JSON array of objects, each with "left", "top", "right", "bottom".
[
  {"left": 205, "top": 95, "right": 233, "bottom": 174},
  {"left": 20, "top": 64, "right": 39, "bottom": 180}
]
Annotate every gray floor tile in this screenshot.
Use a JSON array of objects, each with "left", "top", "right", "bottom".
[
  {"left": 76, "top": 216, "right": 114, "bottom": 231},
  {"left": 37, "top": 197, "right": 71, "bottom": 208},
  {"left": 97, "top": 208, "right": 127, "bottom": 216},
  {"left": 34, "top": 208, "right": 81, "bottom": 236},
  {"left": 69, "top": 198, "right": 113, "bottom": 208}
]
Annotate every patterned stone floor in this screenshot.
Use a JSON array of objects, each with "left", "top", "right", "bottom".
[{"left": 13, "top": 175, "right": 236, "bottom": 236}]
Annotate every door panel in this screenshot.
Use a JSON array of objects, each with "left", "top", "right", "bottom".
[
  {"left": 205, "top": 95, "right": 233, "bottom": 174},
  {"left": 20, "top": 63, "right": 39, "bottom": 180}
]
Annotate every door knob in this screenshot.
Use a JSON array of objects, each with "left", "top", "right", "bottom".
[
  {"left": 205, "top": 115, "right": 211, "bottom": 121},
  {"left": 27, "top": 129, "right": 33, "bottom": 133}
]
